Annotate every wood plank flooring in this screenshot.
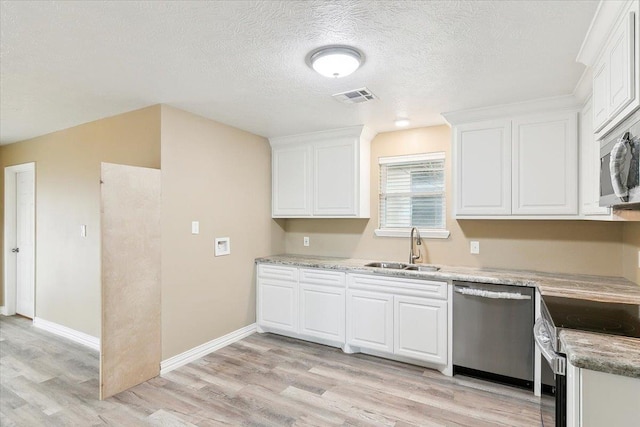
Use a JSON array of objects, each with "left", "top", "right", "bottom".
[{"left": 1, "top": 315, "right": 542, "bottom": 426}]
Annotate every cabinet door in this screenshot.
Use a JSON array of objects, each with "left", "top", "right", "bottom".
[
  {"left": 257, "top": 278, "right": 297, "bottom": 334},
  {"left": 608, "top": 12, "right": 635, "bottom": 119},
  {"left": 346, "top": 290, "right": 393, "bottom": 353},
  {"left": 299, "top": 283, "right": 345, "bottom": 344},
  {"left": 592, "top": 59, "right": 610, "bottom": 132},
  {"left": 455, "top": 120, "right": 512, "bottom": 215},
  {"left": 313, "top": 138, "right": 357, "bottom": 216},
  {"left": 394, "top": 296, "right": 447, "bottom": 365},
  {"left": 512, "top": 112, "right": 578, "bottom": 215},
  {"left": 580, "top": 101, "right": 610, "bottom": 216},
  {"left": 272, "top": 145, "right": 311, "bottom": 217}
]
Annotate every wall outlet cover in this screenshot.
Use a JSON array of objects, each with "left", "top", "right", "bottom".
[
  {"left": 303, "top": 236, "right": 310, "bottom": 247},
  {"left": 191, "top": 221, "right": 200, "bottom": 235},
  {"left": 470, "top": 241, "right": 480, "bottom": 254},
  {"left": 215, "top": 237, "right": 230, "bottom": 256}
]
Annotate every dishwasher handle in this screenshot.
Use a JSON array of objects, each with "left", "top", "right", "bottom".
[
  {"left": 454, "top": 286, "right": 532, "bottom": 300},
  {"left": 534, "top": 318, "right": 566, "bottom": 376}
]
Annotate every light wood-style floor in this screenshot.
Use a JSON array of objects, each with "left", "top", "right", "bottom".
[{"left": 1, "top": 315, "right": 541, "bottom": 426}]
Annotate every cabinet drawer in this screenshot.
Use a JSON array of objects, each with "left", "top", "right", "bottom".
[
  {"left": 300, "top": 268, "right": 345, "bottom": 287},
  {"left": 257, "top": 264, "right": 298, "bottom": 282},
  {"left": 348, "top": 274, "right": 448, "bottom": 300}
]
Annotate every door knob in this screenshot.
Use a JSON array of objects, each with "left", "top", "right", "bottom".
[{"left": 11, "top": 248, "right": 19, "bottom": 253}]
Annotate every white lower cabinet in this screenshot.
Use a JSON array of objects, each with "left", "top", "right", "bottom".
[
  {"left": 256, "top": 265, "right": 298, "bottom": 336},
  {"left": 567, "top": 362, "right": 640, "bottom": 426},
  {"left": 346, "top": 290, "right": 394, "bottom": 353},
  {"left": 346, "top": 273, "right": 448, "bottom": 366},
  {"left": 394, "top": 296, "right": 447, "bottom": 364},
  {"left": 257, "top": 263, "right": 449, "bottom": 369},
  {"left": 299, "top": 269, "right": 346, "bottom": 346}
]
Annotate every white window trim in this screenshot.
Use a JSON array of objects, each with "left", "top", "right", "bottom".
[
  {"left": 374, "top": 228, "right": 451, "bottom": 239},
  {"left": 379, "top": 152, "right": 445, "bottom": 164},
  {"left": 377, "top": 152, "right": 450, "bottom": 239}
]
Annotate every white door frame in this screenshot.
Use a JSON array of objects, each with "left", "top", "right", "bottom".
[{"left": 3, "top": 162, "right": 36, "bottom": 316}]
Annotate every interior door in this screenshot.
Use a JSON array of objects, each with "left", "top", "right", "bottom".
[
  {"left": 100, "top": 163, "right": 161, "bottom": 400},
  {"left": 16, "top": 170, "right": 35, "bottom": 318}
]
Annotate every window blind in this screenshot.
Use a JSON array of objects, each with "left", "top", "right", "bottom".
[{"left": 379, "top": 153, "right": 446, "bottom": 230}]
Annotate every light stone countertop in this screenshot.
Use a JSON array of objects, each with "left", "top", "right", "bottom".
[
  {"left": 256, "top": 254, "right": 640, "bottom": 378},
  {"left": 560, "top": 330, "right": 640, "bottom": 378}
]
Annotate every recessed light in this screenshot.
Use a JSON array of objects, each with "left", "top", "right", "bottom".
[
  {"left": 308, "top": 46, "right": 364, "bottom": 78},
  {"left": 394, "top": 119, "right": 410, "bottom": 127}
]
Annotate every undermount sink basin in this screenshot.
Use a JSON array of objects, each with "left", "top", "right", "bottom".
[
  {"left": 364, "top": 262, "right": 440, "bottom": 272},
  {"left": 364, "top": 261, "right": 409, "bottom": 269},
  {"left": 403, "top": 265, "right": 440, "bottom": 272}
]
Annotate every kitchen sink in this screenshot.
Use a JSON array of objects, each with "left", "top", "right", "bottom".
[
  {"left": 403, "top": 265, "right": 440, "bottom": 272},
  {"left": 364, "top": 262, "right": 440, "bottom": 272},
  {"left": 364, "top": 261, "right": 409, "bottom": 269}
]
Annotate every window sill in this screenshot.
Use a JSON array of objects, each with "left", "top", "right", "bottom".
[{"left": 374, "top": 228, "right": 451, "bottom": 239}]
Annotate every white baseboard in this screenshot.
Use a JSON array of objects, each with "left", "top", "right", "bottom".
[
  {"left": 33, "top": 317, "right": 100, "bottom": 351},
  {"left": 0, "top": 306, "right": 7, "bottom": 316},
  {"left": 160, "top": 323, "right": 256, "bottom": 375}
]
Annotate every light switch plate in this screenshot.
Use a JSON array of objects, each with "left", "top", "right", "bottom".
[
  {"left": 191, "top": 221, "right": 199, "bottom": 235},
  {"left": 303, "top": 236, "right": 310, "bottom": 247},
  {"left": 470, "top": 241, "right": 480, "bottom": 254},
  {"left": 80, "top": 225, "right": 87, "bottom": 238},
  {"left": 215, "top": 237, "right": 230, "bottom": 256}
]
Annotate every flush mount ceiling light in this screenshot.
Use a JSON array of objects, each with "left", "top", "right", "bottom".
[
  {"left": 394, "top": 118, "right": 411, "bottom": 127},
  {"left": 308, "top": 46, "right": 364, "bottom": 78}
]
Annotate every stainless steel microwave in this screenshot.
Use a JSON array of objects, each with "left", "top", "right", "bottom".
[{"left": 600, "top": 111, "right": 640, "bottom": 208}]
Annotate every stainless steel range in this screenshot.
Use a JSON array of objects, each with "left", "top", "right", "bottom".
[{"left": 535, "top": 296, "right": 640, "bottom": 426}]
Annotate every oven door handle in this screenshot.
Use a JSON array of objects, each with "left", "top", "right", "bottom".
[
  {"left": 534, "top": 318, "right": 566, "bottom": 376},
  {"left": 454, "top": 286, "right": 531, "bottom": 300}
]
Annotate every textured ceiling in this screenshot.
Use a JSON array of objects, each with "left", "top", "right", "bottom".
[{"left": 0, "top": 0, "right": 599, "bottom": 144}]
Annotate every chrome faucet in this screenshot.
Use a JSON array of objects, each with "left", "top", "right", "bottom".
[{"left": 409, "top": 227, "right": 422, "bottom": 264}]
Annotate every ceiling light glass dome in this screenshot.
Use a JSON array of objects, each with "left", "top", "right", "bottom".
[{"left": 309, "top": 46, "right": 363, "bottom": 78}]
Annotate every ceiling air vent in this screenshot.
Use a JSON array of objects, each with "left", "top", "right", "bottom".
[{"left": 332, "top": 87, "right": 377, "bottom": 104}]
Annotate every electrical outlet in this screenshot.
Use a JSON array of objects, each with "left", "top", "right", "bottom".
[
  {"left": 470, "top": 241, "right": 480, "bottom": 254},
  {"left": 191, "top": 221, "right": 199, "bottom": 235},
  {"left": 303, "top": 236, "right": 310, "bottom": 247}
]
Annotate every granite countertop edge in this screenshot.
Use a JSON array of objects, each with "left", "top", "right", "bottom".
[
  {"left": 256, "top": 254, "right": 640, "bottom": 379},
  {"left": 560, "top": 330, "right": 640, "bottom": 378}
]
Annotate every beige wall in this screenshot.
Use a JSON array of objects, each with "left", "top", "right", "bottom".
[
  {"left": 285, "top": 125, "right": 626, "bottom": 276},
  {"left": 0, "top": 106, "right": 161, "bottom": 336},
  {"left": 622, "top": 222, "right": 640, "bottom": 284},
  {"left": 160, "top": 105, "right": 284, "bottom": 359}
]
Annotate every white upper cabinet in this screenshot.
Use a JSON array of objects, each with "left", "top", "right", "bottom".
[
  {"left": 454, "top": 120, "right": 512, "bottom": 215},
  {"left": 592, "top": 60, "right": 610, "bottom": 132},
  {"left": 448, "top": 105, "right": 579, "bottom": 219},
  {"left": 272, "top": 145, "right": 312, "bottom": 216},
  {"left": 270, "top": 126, "right": 375, "bottom": 218},
  {"left": 607, "top": 12, "right": 635, "bottom": 119},
  {"left": 313, "top": 138, "right": 356, "bottom": 215},
  {"left": 578, "top": 0, "right": 639, "bottom": 140},
  {"left": 580, "top": 99, "right": 611, "bottom": 217},
  {"left": 512, "top": 112, "right": 578, "bottom": 215}
]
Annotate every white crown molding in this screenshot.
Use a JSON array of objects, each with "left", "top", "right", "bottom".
[
  {"left": 441, "top": 95, "right": 581, "bottom": 126},
  {"left": 576, "top": 0, "right": 629, "bottom": 66},
  {"left": 33, "top": 317, "right": 100, "bottom": 351},
  {"left": 269, "top": 125, "right": 376, "bottom": 147},
  {"left": 573, "top": 67, "right": 594, "bottom": 104},
  {"left": 160, "top": 323, "right": 256, "bottom": 375}
]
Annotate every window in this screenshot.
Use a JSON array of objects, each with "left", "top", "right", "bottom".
[{"left": 375, "top": 152, "right": 450, "bottom": 238}]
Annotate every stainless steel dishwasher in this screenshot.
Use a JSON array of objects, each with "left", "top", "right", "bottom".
[{"left": 453, "top": 281, "right": 534, "bottom": 388}]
